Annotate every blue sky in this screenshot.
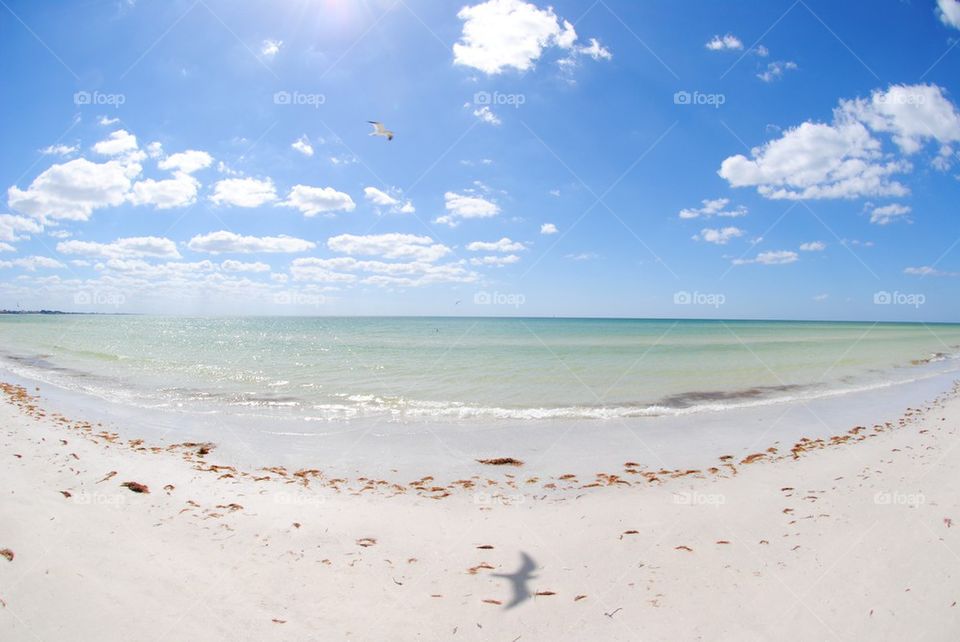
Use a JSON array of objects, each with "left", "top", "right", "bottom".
[{"left": 1, "top": 0, "right": 960, "bottom": 320}]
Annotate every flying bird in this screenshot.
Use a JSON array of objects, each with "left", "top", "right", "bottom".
[{"left": 368, "top": 121, "right": 394, "bottom": 141}]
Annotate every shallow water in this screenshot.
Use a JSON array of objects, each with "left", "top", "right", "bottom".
[
  {"left": 1, "top": 315, "right": 959, "bottom": 476},
  {"left": 1, "top": 315, "right": 959, "bottom": 422}
]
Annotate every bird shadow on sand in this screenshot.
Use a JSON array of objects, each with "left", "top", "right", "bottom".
[{"left": 491, "top": 552, "right": 537, "bottom": 609}]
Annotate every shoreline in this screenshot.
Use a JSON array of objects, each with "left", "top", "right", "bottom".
[
  {"left": 0, "top": 376, "right": 956, "bottom": 498},
  {"left": 3, "top": 355, "right": 959, "bottom": 483},
  {"left": 2, "top": 378, "right": 960, "bottom": 639},
  {"left": 0, "top": 378, "right": 960, "bottom": 640}
]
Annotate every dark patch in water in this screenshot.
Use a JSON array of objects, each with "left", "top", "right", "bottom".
[{"left": 654, "top": 384, "right": 805, "bottom": 409}]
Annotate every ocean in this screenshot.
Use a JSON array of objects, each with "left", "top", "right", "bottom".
[{"left": 2, "top": 315, "right": 959, "bottom": 474}]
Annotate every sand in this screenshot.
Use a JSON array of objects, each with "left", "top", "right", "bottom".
[{"left": 1, "top": 380, "right": 959, "bottom": 641}]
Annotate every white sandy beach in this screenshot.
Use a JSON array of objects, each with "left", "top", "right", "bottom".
[{"left": 1, "top": 379, "right": 959, "bottom": 641}]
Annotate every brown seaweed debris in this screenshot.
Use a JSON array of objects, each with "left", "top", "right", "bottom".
[
  {"left": 121, "top": 481, "right": 150, "bottom": 494},
  {"left": 60, "top": 490, "right": 72, "bottom": 499},
  {"left": 356, "top": 537, "right": 377, "bottom": 548},
  {"left": 476, "top": 458, "right": 524, "bottom": 467},
  {"left": 574, "top": 595, "right": 587, "bottom": 601},
  {"left": 476, "top": 545, "right": 494, "bottom": 550},
  {"left": 535, "top": 591, "right": 556, "bottom": 596},
  {"left": 481, "top": 599, "right": 502, "bottom": 605},
  {"left": 96, "top": 471, "right": 117, "bottom": 484},
  {"left": 467, "top": 562, "right": 495, "bottom": 575},
  {"left": 0, "top": 549, "right": 13, "bottom": 562},
  {"left": 620, "top": 530, "right": 640, "bottom": 540},
  {"left": 740, "top": 453, "right": 767, "bottom": 465},
  {"left": 674, "top": 545, "right": 693, "bottom": 552}
]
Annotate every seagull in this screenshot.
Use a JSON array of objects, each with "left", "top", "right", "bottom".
[{"left": 368, "top": 121, "right": 394, "bottom": 141}]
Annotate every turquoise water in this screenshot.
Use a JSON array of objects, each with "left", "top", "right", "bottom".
[{"left": 1, "top": 315, "right": 960, "bottom": 422}]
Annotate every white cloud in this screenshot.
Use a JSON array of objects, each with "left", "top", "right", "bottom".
[
  {"left": 453, "top": 0, "right": 608, "bottom": 74},
  {"left": 40, "top": 144, "right": 77, "bottom": 156},
  {"left": 327, "top": 233, "right": 451, "bottom": 262},
  {"left": 469, "top": 254, "right": 520, "bottom": 266},
  {"left": 466, "top": 237, "right": 526, "bottom": 252},
  {"left": 98, "top": 116, "right": 120, "bottom": 126},
  {"left": 329, "top": 154, "right": 358, "bottom": 166},
  {"left": 146, "top": 142, "right": 163, "bottom": 158},
  {"left": 435, "top": 191, "right": 501, "bottom": 226},
  {"left": 540, "top": 222, "right": 558, "bottom": 234},
  {"left": 799, "top": 241, "right": 826, "bottom": 251},
  {"left": 705, "top": 34, "right": 743, "bottom": 51},
  {"left": 280, "top": 185, "right": 356, "bottom": 217},
  {"left": 757, "top": 60, "right": 797, "bottom": 82},
  {"left": 187, "top": 231, "right": 316, "bottom": 254},
  {"left": 209, "top": 177, "right": 277, "bottom": 207},
  {"left": 287, "top": 259, "right": 358, "bottom": 284},
  {"left": 364, "top": 186, "right": 398, "bottom": 206},
  {"left": 473, "top": 105, "right": 502, "bottom": 125},
  {"left": 98, "top": 259, "right": 217, "bottom": 278},
  {"left": 261, "top": 39, "right": 282, "bottom": 58},
  {"left": 92, "top": 130, "right": 140, "bottom": 157},
  {"left": 813, "top": 293, "right": 829, "bottom": 301},
  {"left": 0, "top": 242, "right": 14, "bottom": 252},
  {"left": 0, "top": 214, "right": 43, "bottom": 242},
  {"left": 58, "top": 236, "right": 181, "bottom": 259},
  {"left": 8, "top": 158, "right": 134, "bottom": 223},
  {"left": 693, "top": 226, "right": 744, "bottom": 245},
  {"left": 868, "top": 203, "right": 912, "bottom": 225},
  {"left": 0, "top": 256, "right": 65, "bottom": 271},
  {"left": 158, "top": 150, "right": 213, "bottom": 174},
  {"left": 839, "top": 84, "right": 960, "bottom": 154},
  {"left": 290, "top": 256, "right": 478, "bottom": 287},
  {"left": 754, "top": 45, "right": 769, "bottom": 57},
  {"left": 363, "top": 186, "right": 415, "bottom": 214},
  {"left": 719, "top": 120, "right": 909, "bottom": 200},
  {"left": 578, "top": 38, "right": 612, "bottom": 61},
  {"left": 720, "top": 84, "right": 960, "bottom": 200},
  {"left": 128, "top": 174, "right": 200, "bottom": 209},
  {"left": 937, "top": 0, "right": 960, "bottom": 29},
  {"left": 732, "top": 250, "right": 798, "bottom": 265},
  {"left": 291, "top": 135, "right": 314, "bottom": 157},
  {"left": 678, "top": 198, "right": 747, "bottom": 219},
  {"left": 221, "top": 259, "right": 270, "bottom": 273},
  {"left": 565, "top": 252, "right": 598, "bottom": 261},
  {"left": 904, "top": 265, "right": 958, "bottom": 277}
]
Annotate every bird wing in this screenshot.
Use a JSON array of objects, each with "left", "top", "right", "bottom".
[{"left": 368, "top": 121, "right": 385, "bottom": 134}]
